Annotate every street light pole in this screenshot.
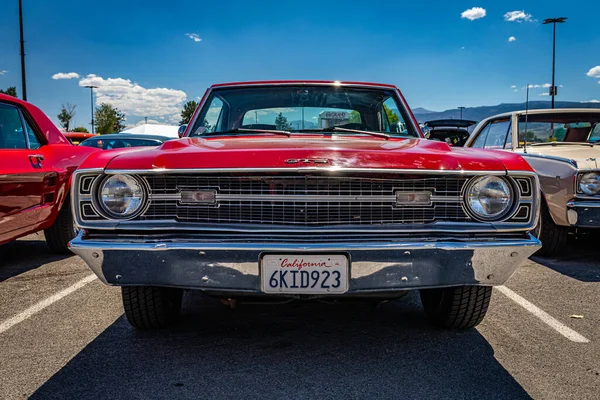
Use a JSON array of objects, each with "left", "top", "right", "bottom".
[
  {"left": 458, "top": 106, "right": 465, "bottom": 119},
  {"left": 18, "top": 0, "right": 27, "bottom": 101},
  {"left": 543, "top": 17, "right": 567, "bottom": 109},
  {"left": 84, "top": 85, "right": 98, "bottom": 133}
]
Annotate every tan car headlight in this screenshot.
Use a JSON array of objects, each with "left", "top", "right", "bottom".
[
  {"left": 579, "top": 172, "right": 600, "bottom": 195},
  {"left": 465, "top": 176, "right": 514, "bottom": 221},
  {"left": 98, "top": 174, "right": 146, "bottom": 218}
]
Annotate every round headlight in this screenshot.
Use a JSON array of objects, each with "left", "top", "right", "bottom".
[
  {"left": 465, "top": 176, "right": 514, "bottom": 221},
  {"left": 98, "top": 175, "right": 146, "bottom": 218},
  {"left": 579, "top": 172, "right": 600, "bottom": 195}
]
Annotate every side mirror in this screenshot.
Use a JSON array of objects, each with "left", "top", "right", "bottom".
[{"left": 178, "top": 124, "right": 188, "bottom": 138}]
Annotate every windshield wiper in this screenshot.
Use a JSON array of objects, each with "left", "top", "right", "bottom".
[
  {"left": 208, "top": 128, "right": 291, "bottom": 137},
  {"left": 320, "top": 126, "right": 390, "bottom": 140},
  {"left": 529, "top": 142, "right": 593, "bottom": 147}
]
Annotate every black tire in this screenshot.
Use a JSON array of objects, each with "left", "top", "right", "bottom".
[
  {"left": 533, "top": 201, "right": 568, "bottom": 256},
  {"left": 420, "top": 286, "right": 492, "bottom": 329},
  {"left": 44, "top": 201, "right": 76, "bottom": 254},
  {"left": 122, "top": 286, "right": 183, "bottom": 329}
]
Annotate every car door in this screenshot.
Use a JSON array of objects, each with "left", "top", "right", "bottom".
[{"left": 0, "top": 102, "right": 48, "bottom": 239}]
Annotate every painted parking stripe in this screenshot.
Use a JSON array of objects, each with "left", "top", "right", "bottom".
[
  {"left": 0, "top": 274, "right": 97, "bottom": 335},
  {"left": 496, "top": 285, "right": 590, "bottom": 343}
]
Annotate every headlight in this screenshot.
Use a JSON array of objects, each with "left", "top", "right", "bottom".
[
  {"left": 465, "top": 176, "right": 514, "bottom": 221},
  {"left": 98, "top": 175, "right": 146, "bottom": 218},
  {"left": 579, "top": 172, "right": 600, "bottom": 195}
]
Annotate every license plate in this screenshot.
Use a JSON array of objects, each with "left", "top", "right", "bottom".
[{"left": 261, "top": 254, "right": 349, "bottom": 294}]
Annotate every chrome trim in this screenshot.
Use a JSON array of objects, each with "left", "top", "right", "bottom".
[
  {"left": 147, "top": 193, "right": 463, "bottom": 203},
  {"left": 567, "top": 201, "right": 600, "bottom": 208},
  {"left": 104, "top": 168, "right": 516, "bottom": 175},
  {"left": 70, "top": 230, "right": 541, "bottom": 290}
]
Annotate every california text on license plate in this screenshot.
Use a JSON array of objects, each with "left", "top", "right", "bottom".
[{"left": 261, "top": 254, "right": 349, "bottom": 294}]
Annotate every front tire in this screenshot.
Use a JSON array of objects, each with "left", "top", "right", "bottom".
[
  {"left": 533, "top": 201, "right": 568, "bottom": 256},
  {"left": 122, "top": 286, "right": 183, "bottom": 329},
  {"left": 420, "top": 286, "right": 492, "bottom": 329},
  {"left": 44, "top": 202, "right": 77, "bottom": 254}
]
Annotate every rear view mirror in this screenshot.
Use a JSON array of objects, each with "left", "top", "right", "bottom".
[{"left": 178, "top": 124, "right": 188, "bottom": 138}]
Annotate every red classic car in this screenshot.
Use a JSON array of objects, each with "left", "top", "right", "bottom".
[
  {"left": 69, "top": 81, "right": 541, "bottom": 330},
  {"left": 0, "top": 94, "right": 99, "bottom": 252}
]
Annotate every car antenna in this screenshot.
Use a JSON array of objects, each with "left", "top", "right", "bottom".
[{"left": 523, "top": 84, "right": 529, "bottom": 153}]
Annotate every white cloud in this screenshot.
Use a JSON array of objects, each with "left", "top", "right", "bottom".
[
  {"left": 508, "top": 36, "right": 516, "bottom": 42},
  {"left": 461, "top": 7, "right": 486, "bottom": 21},
  {"left": 511, "top": 85, "right": 518, "bottom": 92},
  {"left": 0, "top": 70, "right": 7, "bottom": 75},
  {"left": 78, "top": 74, "right": 187, "bottom": 119},
  {"left": 587, "top": 66, "right": 600, "bottom": 83},
  {"left": 542, "top": 83, "right": 552, "bottom": 88},
  {"left": 525, "top": 83, "right": 552, "bottom": 89},
  {"left": 538, "top": 93, "right": 550, "bottom": 96},
  {"left": 504, "top": 10, "right": 533, "bottom": 22},
  {"left": 52, "top": 72, "right": 80, "bottom": 80},
  {"left": 582, "top": 100, "right": 600, "bottom": 103},
  {"left": 185, "top": 33, "right": 202, "bottom": 42}
]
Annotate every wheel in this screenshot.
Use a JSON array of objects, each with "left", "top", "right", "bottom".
[
  {"left": 44, "top": 201, "right": 77, "bottom": 254},
  {"left": 122, "top": 286, "right": 183, "bottom": 329},
  {"left": 532, "top": 201, "right": 568, "bottom": 256},
  {"left": 420, "top": 286, "right": 492, "bottom": 329}
]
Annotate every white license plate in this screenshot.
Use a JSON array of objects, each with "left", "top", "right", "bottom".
[{"left": 261, "top": 254, "right": 349, "bottom": 294}]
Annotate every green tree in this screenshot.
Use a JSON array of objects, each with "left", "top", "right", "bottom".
[
  {"left": 274, "top": 112, "right": 292, "bottom": 130},
  {"left": 383, "top": 104, "right": 399, "bottom": 124},
  {"left": 57, "top": 103, "right": 76, "bottom": 131},
  {"left": 180, "top": 100, "right": 198, "bottom": 125},
  {"left": 348, "top": 110, "right": 361, "bottom": 124},
  {"left": 0, "top": 87, "right": 17, "bottom": 97},
  {"left": 95, "top": 103, "right": 126, "bottom": 134},
  {"left": 71, "top": 126, "right": 89, "bottom": 133}
]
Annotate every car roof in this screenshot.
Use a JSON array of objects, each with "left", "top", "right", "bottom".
[
  {"left": 81, "top": 133, "right": 172, "bottom": 141},
  {"left": 486, "top": 108, "right": 600, "bottom": 119},
  {"left": 210, "top": 80, "right": 398, "bottom": 89}
]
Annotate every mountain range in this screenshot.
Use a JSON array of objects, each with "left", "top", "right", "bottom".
[{"left": 412, "top": 101, "right": 600, "bottom": 124}]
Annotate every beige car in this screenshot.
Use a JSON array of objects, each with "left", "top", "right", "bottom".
[{"left": 465, "top": 108, "right": 600, "bottom": 255}]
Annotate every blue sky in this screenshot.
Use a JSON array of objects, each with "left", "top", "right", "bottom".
[{"left": 0, "top": 0, "right": 599, "bottom": 130}]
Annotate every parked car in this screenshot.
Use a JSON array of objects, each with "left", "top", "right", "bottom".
[
  {"left": 424, "top": 119, "right": 476, "bottom": 147},
  {"left": 63, "top": 131, "right": 95, "bottom": 145},
  {"left": 0, "top": 94, "right": 99, "bottom": 252},
  {"left": 70, "top": 81, "right": 541, "bottom": 330},
  {"left": 79, "top": 133, "right": 171, "bottom": 149},
  {"left": 464, "top": 108, "right": 600, "bottom": 255}
]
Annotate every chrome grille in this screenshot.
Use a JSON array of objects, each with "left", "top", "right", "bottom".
[{"left": 139, "top": 174, "right": 471, "bottom": 226}]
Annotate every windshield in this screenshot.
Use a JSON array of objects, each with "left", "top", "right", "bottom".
[
  {"left": 189, "top": 85, "right": 419, "bottom": 138},
  {"left": 518, "top": 113, "right": 600, "bottom": 145},
  {"left": 80, "top": 138, "right": 163, "bottom": 149}
]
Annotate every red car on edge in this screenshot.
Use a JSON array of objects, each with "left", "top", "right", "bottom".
[
  {"left": 0, "top": 94, "right": 98, "bottom": 252},
  {"left": 69, "top": 81, "right": 541, "bottom": 330}
]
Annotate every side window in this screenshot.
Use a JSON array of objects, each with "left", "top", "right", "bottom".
[
  {"left": 0, "top": 103, "right": 27, "bottom": 149},
  {"left": 590, "top": 124, "right": 600, "bottom": 142},
  {"left": 193, "top": 97, "right": 223, "bottom": 135},
  {"left": 484, "top": 120, "right": 511, "bottom": 149},
  {"left": 471, "top": 123, "right": 491, "bottom": 148},
  {"left": 23, "top": 118, "right": 41, "bottom": 150},
  {"left": 381, "top": 97, "right": 407, "bottom": 134}
]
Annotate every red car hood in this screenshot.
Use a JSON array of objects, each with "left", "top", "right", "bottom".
[{"left": 80, "top": 136, "right": 531, "bottom": 172}]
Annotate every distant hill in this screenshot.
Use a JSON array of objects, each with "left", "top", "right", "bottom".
[
  {"left": 411, "top": 107, "right": 435, "bottom": 115},
  {"left": 289, "top": 120, "right": 318, "bottom": 129},
  {"left": 413, "top": 101, "right": 600, "bottom": 124}
]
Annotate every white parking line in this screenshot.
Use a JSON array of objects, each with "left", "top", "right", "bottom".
[
  {"left": 0, "top": 274, "right": 97, "bottom": 335},
  {"left": 496, "top": 285, "right": 590, "bottom": 343}
]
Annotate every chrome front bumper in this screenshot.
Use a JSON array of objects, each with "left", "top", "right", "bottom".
[
  {"left": 69, "top": 232, "right": 540, "bottom": 294},
  {"left": 566, "top": 201, "right": 600, "bottom": 228}
]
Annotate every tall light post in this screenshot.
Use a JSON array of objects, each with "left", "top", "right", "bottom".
[
  {"left": 84, "top": 85, "right": 98, "bottom": 133},
  {"left": 18, "top": 0, "right": 27, "bottom": 100},
  {"left": 543, "top": 17, "right": 567, "bottom": 109},
  {"left": 458, "top": 106, "right": 465, "bottom": 119}
]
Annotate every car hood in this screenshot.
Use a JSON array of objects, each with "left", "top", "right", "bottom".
[
  {"left": 79, "top": 136, "right": 531, "bottom": 172},
  {"left": 518, "top": 144, "right": 600, "bottom": 169}
]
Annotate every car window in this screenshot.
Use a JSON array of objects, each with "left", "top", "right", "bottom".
[
  {"left": 0, "top": 103, "right": 27, "bottom": 149},
  {"left": 381, "top": 97, "right": 407, "bottom": 134},
  {"left": 471, "top": 122, "right": 491, "bottom": 148},
  {"left": 23, "top": 117, "right": 41, "bottom": 150},
  {"left": 194, "top": 97, "right": 223, "bottom": 135},
  {"left": 588, "top": 124, "right": 600, "bottom": 142},
  {"left": 483, "top": 120, "right": 510, "bottom": 149}
]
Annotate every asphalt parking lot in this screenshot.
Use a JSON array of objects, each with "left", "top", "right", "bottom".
[{"left": 0, "top": 234, "right": 599, "bottom": 399}]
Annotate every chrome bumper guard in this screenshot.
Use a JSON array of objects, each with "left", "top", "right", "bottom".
[
  {"left": 566, "top": 201, "right": 600, "bottom": 228},
  {"left": 69, "top": 232, "right": 541, "bottom": 293}
]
